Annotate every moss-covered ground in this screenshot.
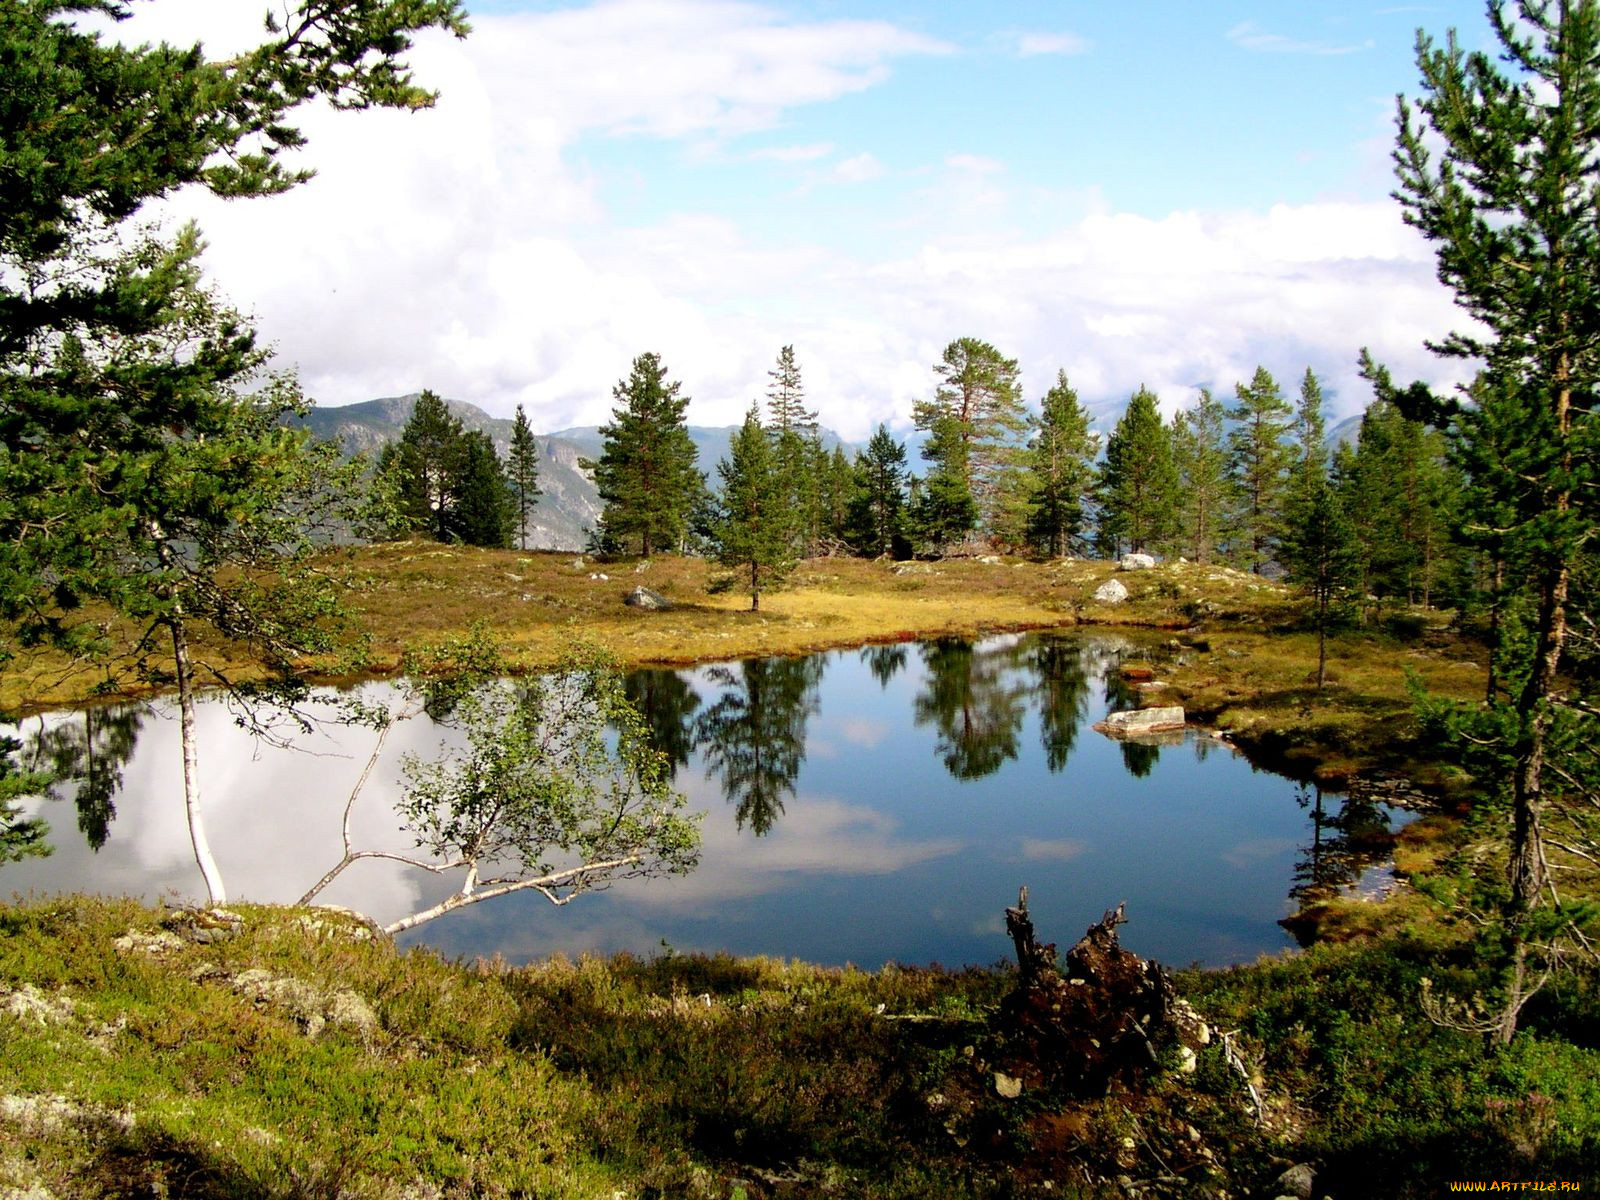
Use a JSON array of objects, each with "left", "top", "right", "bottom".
[{"left": 1, "top": 897, "right": 1595, "bottom": 1199}]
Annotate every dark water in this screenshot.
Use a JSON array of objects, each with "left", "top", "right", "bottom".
[{"left": 4, "top": 633, "right": 1404, "bottom": 968}]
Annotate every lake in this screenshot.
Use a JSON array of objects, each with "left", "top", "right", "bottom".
[{"left": 3, "top": 633, "right": 1404, "bottom": 969}]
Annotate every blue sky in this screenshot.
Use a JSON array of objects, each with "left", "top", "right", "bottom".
[{"left": 120, "top": 0, "right": 1498, "bottom": 437}]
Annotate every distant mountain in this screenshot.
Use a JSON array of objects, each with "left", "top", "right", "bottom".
[
  {"left": 299, "top": 396, "right": 854, "bottom": 552},
  {"left": 548, "top": 424, "right": 856, "bottom": 482},
  {"left": 1326, "top": 413, "right": 1363, "bottom": 450}
]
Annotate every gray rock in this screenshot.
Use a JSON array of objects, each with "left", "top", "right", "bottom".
[
  {"left": 1094, "top": 578, "right": 1129, "bottom": 604},
  {"left": 625, "top": 586, "right": 672, "bottom": 611},
  {"left": 1097, "top": 706, "right": 1186, "bottom": 735},
  {"left": 1271, "top": 1163, "right": 1315, "bottom": 1200},
  {"left": 1119, "top": 552, "right": 1157, "bottom": 570}
]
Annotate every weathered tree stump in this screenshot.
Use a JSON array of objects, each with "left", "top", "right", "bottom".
[{"left": 997, "top": 888, "right": 1181, "bottom": 1096}]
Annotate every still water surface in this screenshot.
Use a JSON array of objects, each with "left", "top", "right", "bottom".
[{"left": 5, "top": 634, "right": 1401, "bottom": 969}]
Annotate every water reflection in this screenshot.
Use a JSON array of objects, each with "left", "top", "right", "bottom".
[
  {"left": 1031, "top": 636, "right": 1091, "bottom": 772},
  {"left": 2, "top": 634, "right": 1418, "bottom": 969},
  {"left": 913, "top": 638, "right": 1028, "bottom": 780},
  {"left": 1291, "top": 786, "right": 1397, "bottom": 902},
  {"left": 22, "top": 703, "right": 148, "bottom": 851},
  {"left": 624, "top": 669, "right": 701, "bottom": 780},
  {"left": 859, "top": 644, "right": 907, "bottom": 689},
  {"left": 695, "top": 656, "right": 823, "bottom": 835}
]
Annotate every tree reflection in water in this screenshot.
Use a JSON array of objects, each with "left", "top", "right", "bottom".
[
  {"left": 912, "top": 638, "right": 1029, "bottom": 781},
  {"left": 695, "top": 655, "right": 824, "bottom": 835},
  {"left": 1290, "top": 785, "right": 1395, "bottom": 902},
  {"left": 859, "top": 643, "right": 907, "bottom": 689},
  {"left": 24, "top": 703, "right": 148, "bottom": 851},
  {"left": 622, "top": 668, "right": 701, "bottom": 780},
  {"left": 1030, "top": 635, "right": 1091, "bottom": 773}
]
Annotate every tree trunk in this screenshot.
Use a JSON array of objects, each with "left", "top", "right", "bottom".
[
  {"left": 1510, "top": 558, "right": 1567, "bottom": 912},
  {"left": 171, "top": 615, "right": 227, "bottom": 906},
  {"left": 1509, "top": 367, "right": 1573, "bottom": 916},
  {"left": 1316, "top": 591, "right": 1328, "bottom": 689},
  {"left": 1487, "top": 556, "right": 1504, "bottom": 703},
  {"left": 750, "top": 559, "right": 760, "bottom": 611}
]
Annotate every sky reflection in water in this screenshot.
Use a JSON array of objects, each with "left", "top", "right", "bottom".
[{"left": 6, "top": 634, "right": 1402, "bottom": 969}]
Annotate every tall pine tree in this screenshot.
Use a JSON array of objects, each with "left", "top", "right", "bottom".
[
  {"left": 1170, "top": 388, "right": 1229, "bottom": 564},
  {"left": 1388, "top": 0, "right": 1600, "bottom": 1035},
  {"left": 913, "top": 338, "right": 1027, "bottom": 541},
  {"left": 1098, "top": 387, "right": 1179, "bottom": 556},
  {"left": 765, "top": 345, "right": 821, "bottom": 555},
  {"left": 716, "top": 407, "right": 791, "bottom": 610},
  {"left": 507, "top": 404, "right": 542, "bottom": 551},
  {"left": 379, "top": 390, "right": 467, "bottom": 543},
  {"left": 1226, "top": 366, "right": 1294, "bottom": 574},
  {"left": 1023, "top": 370, "right": 1099, "bottom": 558},
  {"left": 583, "top": 353, "right": 701, "bottom": 557}
]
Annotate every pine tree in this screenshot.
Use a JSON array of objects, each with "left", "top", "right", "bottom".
[
  {"left": 1098, "top": 387, "right": 1179, "bottom": 556},
  {"left": 449, "top": 430, "right": 514, "bottom": 549},
  {"left": 1290, "top": 367, "right": 1329, "bottom": 505},
  {"left": 381, "top": 390, "right": 466, "bottom": 542},
  {"left": 507, "top": 404, "right": 542, "bottom": 551},
  {"left": 1390, "top": 0, "right": 1600, "bottom": 1025},
  {"left": 765, "top": 345, "right": 821, "bottom": 555},
  {"left": 913, "top": 338, "right": 1027, "bottom": 540},
  {"left": 1023, "top": 371, "right": 1099, "bottom": 558},
  {"left": 1170, "top": 388, "right": 1229, "bottom": 564},
  {"left": 716, "top": 407, "right": 791, "bottom": 610},
  {"left": 765, "top": 345, "right": 817, "bottom": 435},
  {"left": 1226, "top": 366, "right": 1294, "bottom": 574},
  {"left": 583, "top": 353, "right": 701, "bottom": 557},
  {"left": 845, "top": 425, "right": 909, "bottom": 558},
  {"left": 1282, "top": 476, "right": 1358, "bottom": 688}
]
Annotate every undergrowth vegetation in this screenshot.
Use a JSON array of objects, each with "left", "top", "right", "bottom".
[{"left": 2, "top": 896, "right": 1596, "bottom": 1198}]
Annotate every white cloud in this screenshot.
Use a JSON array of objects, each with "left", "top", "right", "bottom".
[
  {"left": 831, "top": 152, "right": 888, "bottom": 183},
  {"left": 1014, "top": 31, "right": 1089, "bottom": 57},
  {"left": 945, "top": 153, "right": 1004, "bottom": 175},
  {"left": 1227, "top": 20, "right": 1374, "bottom": 55},
  {"left": 750, "top": 142, "right": 836, "bottom": 162},
  {"left": 106, "top": 2, "right": 1473, "bottom": 442}
]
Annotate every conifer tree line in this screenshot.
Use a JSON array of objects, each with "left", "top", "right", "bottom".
[
  {"left": 680, "top": 339, "right": 1468, "bottom": 626},
  {"left": 370, "top": 336, "right": 1475, "bottom": 622},
  {"left": 375, "top": 391, "right": 541, "bottom": 550}
]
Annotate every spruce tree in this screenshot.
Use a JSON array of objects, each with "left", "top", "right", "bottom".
[
  {"left": 1226, "top": 366, "right": 1294, "bottom": 574},
  {"left": 583, "top": 353, "right": 701, "bottom": 557},
  {"left": 910, "top": 416, "right": 978, "bottom": 554},
  {"left": 1290, "top": 367, "right": 1329, "bottom": 505},
  {"left": 716, "top": 406, "right": 791, "bottom": 610},
  {"left": 381, "top": 390, "right": 466, "bottom": 542},
  {"left": 1098, "top": 387, "right": 1179, "bottom": 556},
  {"left": 1023, "top": 371, "right": 1099, "bottom": 558},
  {"left": 845, "top": 425, "right": 909, "bottom": 558},
  {"left": 765, "top": 345, "right": 821, "bottom": 555},
  {"left": 449, "top": 430, "right": 514, "bottom": 549},
  {"left": 507, "top": 404, "right": 542, "bottom": 551},
  {"left": 1170, "top": 388, "right": 1229, "bottom": 564}
]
